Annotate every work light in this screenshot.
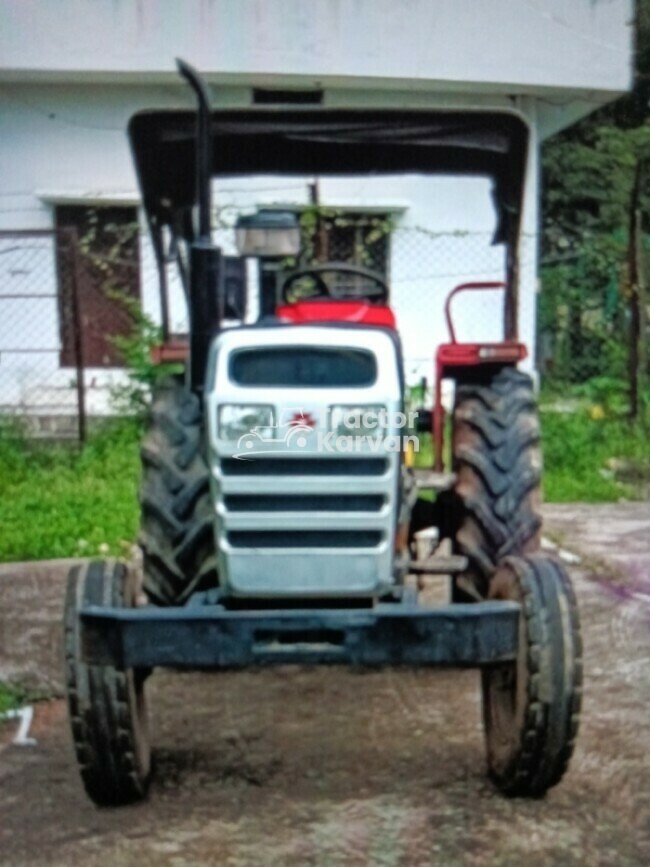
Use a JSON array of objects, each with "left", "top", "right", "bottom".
[
  {"left": 329, "top": 405, "right": 388, "bottom": 438},
  {"left": 235, "top": 210, "right": 301, "bottom": 258},
  {"left": 218, "top": 404, "right": 274, "bottom": 440}
]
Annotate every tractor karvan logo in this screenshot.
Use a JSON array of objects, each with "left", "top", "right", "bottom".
[{"left": 234, "top": 408, "right": 420, "bottom": 459}]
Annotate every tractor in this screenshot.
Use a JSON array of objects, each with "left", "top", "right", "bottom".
[{"left": 64, "top": 61, "right": 582, "bottom": 805}]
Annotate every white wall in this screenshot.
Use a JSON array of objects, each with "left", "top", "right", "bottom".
[
  {"left": 0, "top": 84, "right": 166, "bottom": 413},
  {"left": 0, "top": 0, "right": 632, "bottom": 413},
  {"left": 0, "top": 0, "right": 632, "bottom": 103}
]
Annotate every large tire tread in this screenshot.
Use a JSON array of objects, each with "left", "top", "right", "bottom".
[
  {"left": 453, "top": 366, "right": 542, "bottom": 595},
  {"left": 64, "top": 560, "right": 150, "bottom": 806},
  {"left": 484, "top": 555, "right": 583, "bottom": 797},
  {"left": 138, "top": 376, "right": 217, "bottom": 605}
]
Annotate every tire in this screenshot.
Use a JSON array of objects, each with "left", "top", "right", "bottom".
[
  {"left": 64, "top": 560, "right": 151, "bottom": 806},
  {"left": 138, "top": 375, "right": 218, "bottom": 605},
  {"left": 482, "top": 555, "right": 582, "bottom": 797},
  {"left": 452, "top": 366, "right": 542, "bottom": 599}
]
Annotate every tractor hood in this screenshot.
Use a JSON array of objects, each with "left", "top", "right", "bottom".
[{"left": 128, "top": 108, "right": 528, "bottom": 246}]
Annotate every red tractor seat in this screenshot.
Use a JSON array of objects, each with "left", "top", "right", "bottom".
[{"left": 276, "top": 300, "right": 397, "bottom": 329}]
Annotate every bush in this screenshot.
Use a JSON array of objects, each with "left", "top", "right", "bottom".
[{"left": 109, "top": 294, "right": 183, "bottom": 417}]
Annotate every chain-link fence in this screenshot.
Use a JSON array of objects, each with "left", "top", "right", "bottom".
[
  {"left": 0, "top": 220, "right": 526, "bottom": 441},
  {"left": 0, "top": 226, "right": 144, "bottom": 441},
  {"left": 216, "top": 213, "right": 517, "bottom": 385},
  {"left": 9, "top": 218, "right": 642, "bottom": 443},
  {"left": 390, "top": 226, "right": 511, "bottom": 384},
  {"left": 0, "top": 229, "right": 88, "bottom": 440},
  {"left": 538, "top": 233, "right": 649, "bottom": 417}
]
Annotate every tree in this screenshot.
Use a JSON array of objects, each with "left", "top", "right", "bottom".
[{"left": 541, "top": 1, "right": 650, "bottom": 415}]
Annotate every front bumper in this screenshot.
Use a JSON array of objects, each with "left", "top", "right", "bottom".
[{"left": 79, "top": 599, "right": 520, "bottom": 669}]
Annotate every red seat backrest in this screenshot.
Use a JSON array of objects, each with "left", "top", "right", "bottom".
[{"left": 276, "top": 300, "right": 397, "bottom": 329}]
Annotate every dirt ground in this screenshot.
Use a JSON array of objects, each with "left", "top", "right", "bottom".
[{"left": 1, "top": 505, "right": 649, "bottom": 866}]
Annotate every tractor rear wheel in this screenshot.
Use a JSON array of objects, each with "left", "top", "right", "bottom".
[
  {"left": 482, "top": 555, "right": 582, "bottom": 797},
  {"left": 138, "top": 375, "right": 218, "bottom": 605},
  {"left": 451, "top": 366, "right": 542, "bottom": 599},
  {"left": 64, "top": 560, "right": 151, "bottom": 806}
]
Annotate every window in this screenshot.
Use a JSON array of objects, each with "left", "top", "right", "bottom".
[
  {"left": 311, "top": 212, "right": 391, "bottom": 278},
  {"left": 230, "top": 346, "right": 377, "bottom": 387},
  {"left": 55, "top": 205, "right": 140, "bottom": 368}
]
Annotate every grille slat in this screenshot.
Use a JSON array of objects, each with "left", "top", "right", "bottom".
[
  {"left": 221, "top": 457, "right": 388, "bottom": 477},
  {"left": 227, "top": 530, "right": 383, "bottom": 548},
  {"left": 224, "top": 494, "right": 384, "bottom": 513}
]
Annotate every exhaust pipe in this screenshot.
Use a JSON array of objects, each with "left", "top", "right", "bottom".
[
  {"left": 176, "top": 58, "right": 213, "bottom": 242},
  {"left": 176, "top": 58, "right": 222, "bottom": 390}
]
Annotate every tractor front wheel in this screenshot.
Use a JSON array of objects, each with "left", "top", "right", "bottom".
[
  {"left": 64, "top": 560, "right": 151, "bottom": 806},
  {"left": 482, "top": 554, "right": 582, "bottom": 797}
]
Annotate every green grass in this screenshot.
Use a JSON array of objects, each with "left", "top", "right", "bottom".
[
  {"left": 413, "top": 407, "right": 649, "bottom": 503},
  {"left": 0, "top": 404, "right": 647, "bottom": 565},
  {"left": 541, "top": 407, "right": 649, "bottom": 502},
  {"left": 0, "top": 419, "right": 141, "bottom": 562}
]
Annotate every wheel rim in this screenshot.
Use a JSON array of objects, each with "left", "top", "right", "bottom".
[
  {"left": 483, "top": 562, "right": 528, "bottom": 778},
  {"left": 128, "top": 671, "right": 151, "bottom": 778},
  {"left": 125, "top": 569, "right": 151, "bottom": 779}
]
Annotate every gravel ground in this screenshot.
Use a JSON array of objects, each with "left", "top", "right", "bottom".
[{"left": 1, "top": 505, "right": 649, "bottom": 866}]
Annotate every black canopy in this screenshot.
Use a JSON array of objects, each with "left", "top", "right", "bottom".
[{"left": 128, "top": 108, "right": 529, "bottom": 246}]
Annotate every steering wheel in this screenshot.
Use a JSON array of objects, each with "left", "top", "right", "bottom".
[{"left": 281, "top": 262, "right": 389, "bottom": 305}]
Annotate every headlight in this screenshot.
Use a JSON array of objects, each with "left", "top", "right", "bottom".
[
  {"left": 329, "top": 405, "right": 387, "bottom": 438},
  {"left": 218, "top": 404, "right": 274, "bottom": 440}
]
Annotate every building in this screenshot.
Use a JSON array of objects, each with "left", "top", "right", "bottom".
[{"left": 0, "top": 0, "right": 633, "bottom": 427}]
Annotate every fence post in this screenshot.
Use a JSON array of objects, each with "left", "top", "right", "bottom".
[
  {"left": 627, "top": 159, "right": 647, "bottom": 421},
  {"left": 67, "top": 228, "right": 87, "bottom": 443}
]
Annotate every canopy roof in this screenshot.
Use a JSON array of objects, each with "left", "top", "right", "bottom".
[{"left": 128, "top": 108, "right": 529, "bottom": 244}]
